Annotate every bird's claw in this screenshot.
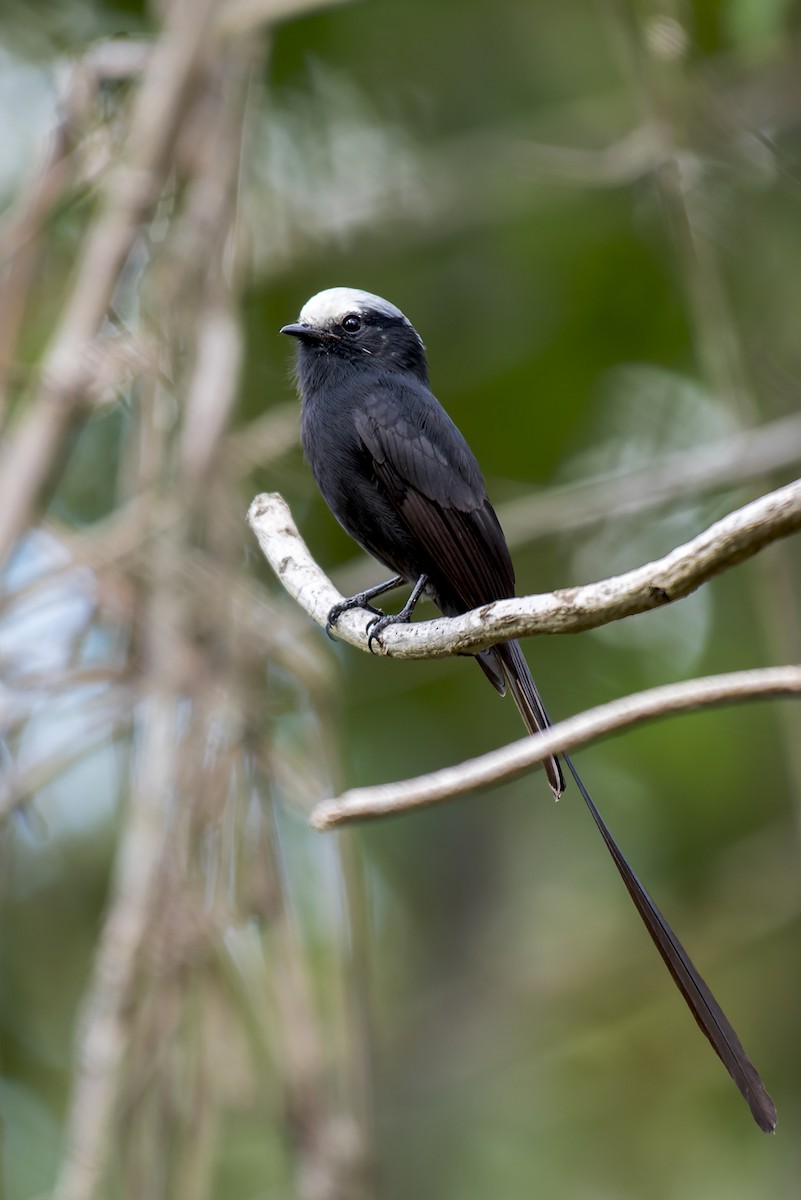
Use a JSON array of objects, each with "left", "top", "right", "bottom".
[
  {"left": 365, "top": 612, "right": 405, "bottom": 653},
  {"left": 326, "top": 600, "right": 383, "bottom": 640}
]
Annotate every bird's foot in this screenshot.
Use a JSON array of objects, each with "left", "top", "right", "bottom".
[
  {"left": 326, "top": 574, "right": 427, "bottom": 651},
  {"left": 365, "top": 610, "right": 411, "bottom": 653},
  {"left": 325, "top": 595, "right": 383, "bottom": 639},
  {"left": 325, "top": 574, "right": 407, "bottom": 638},
  {"left": 364, "top": 573, "right": 429, "bottom": 652}
]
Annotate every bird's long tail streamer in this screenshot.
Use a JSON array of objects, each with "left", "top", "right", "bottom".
[
  {"left": 498, "top": 639, "right": 776, "bottom": 1132},
  {"left": 563, "top": 751, "right": 776, "bottom": 1132}
]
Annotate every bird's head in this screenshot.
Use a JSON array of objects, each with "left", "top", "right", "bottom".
[{"left": 281, "top": 287, "right": 429, "bottom": 383}]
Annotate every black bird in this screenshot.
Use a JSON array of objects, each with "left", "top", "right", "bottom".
[{"left": 281, "top": 285, "right": 776, "bottom": 1132}]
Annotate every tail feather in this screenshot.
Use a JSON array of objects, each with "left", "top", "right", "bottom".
[
  {"left": 493, "top": 640, "right": 565, "bottom": 797},
  {"left": 487, "top": 639, "right": 776, "bottom": 1132},
  {"left": 563, "top": 752, "right": 776, "bottom": 1133},
  {"left": 474, "top": 646, "right": 507, "bottom": 696}
]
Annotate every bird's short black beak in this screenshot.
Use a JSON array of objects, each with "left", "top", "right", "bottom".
[{"left": 280, "top": 322, "right": 311, "bottom": 339}]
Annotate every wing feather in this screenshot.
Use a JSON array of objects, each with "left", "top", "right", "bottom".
[{"left": 354, "top": 386, "right": 515, "bottom": 609}]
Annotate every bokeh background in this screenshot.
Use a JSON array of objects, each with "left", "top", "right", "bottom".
[{"left": 1, "top": 1, "right": 801, "bottom": 1197}]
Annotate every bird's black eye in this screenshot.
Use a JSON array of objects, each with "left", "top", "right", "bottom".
[{"left": 341, "top": 314, "right": 362, "bottom": 333}]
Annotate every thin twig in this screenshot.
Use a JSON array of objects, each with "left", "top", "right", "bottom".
[
  {"left": 247, "top": 477, "right": 801, "bottom": 658},
  {"left": 310, "top": 665, "right": 801, "bottom": 827}
]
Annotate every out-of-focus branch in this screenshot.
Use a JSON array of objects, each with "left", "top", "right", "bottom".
[
  {"left": 225, "top": 403, "right": 299, "bottom": 473},
  {"left": 310, "top": 666, "right": 801, "bottom": 827},
  {"left": 221, "top": 0, "right": 362, "bottom": 34},
  {"left": 30, "top": 404, "right": 298, "bottom": 586},
  {"left": 180, "top": 302, "right": 243, "bottom": 480},
  {"left": 0, "top": 697, "right": 131, "bottom": 821},
  {"left": 0, "top": 0, "right": 218, "bottom": 571},
  {"left": 52, "top": 516, "right": 184, "bottom": 1200},
  {"left": 500, "top": 410, "right": 801, "bottom": 544},
  {"left": 0, "top": 39, "right": 151, "bottom": 263},
  {"left": 247, "top": 478, "right": 801, "bottom": 658}
]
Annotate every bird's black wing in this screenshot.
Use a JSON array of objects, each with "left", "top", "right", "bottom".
[{"left": 354, "top": 382, "right": 515, "bottom": 610}]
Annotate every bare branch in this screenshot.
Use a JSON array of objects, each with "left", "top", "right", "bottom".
[
  {"left": 247, "top": 477, "right": 801, "bottom": 658},
  {"left": 310, "top": 665, "right": 801, "bottom": 828}
]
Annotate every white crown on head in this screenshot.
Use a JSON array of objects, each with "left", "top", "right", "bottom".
[{"left": 298, "top": 287, "right": 411, "bottom": 329}]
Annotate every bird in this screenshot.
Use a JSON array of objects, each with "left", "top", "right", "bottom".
[{"left": 281, "top": 285, "right": 776, "bottom": 1132}]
